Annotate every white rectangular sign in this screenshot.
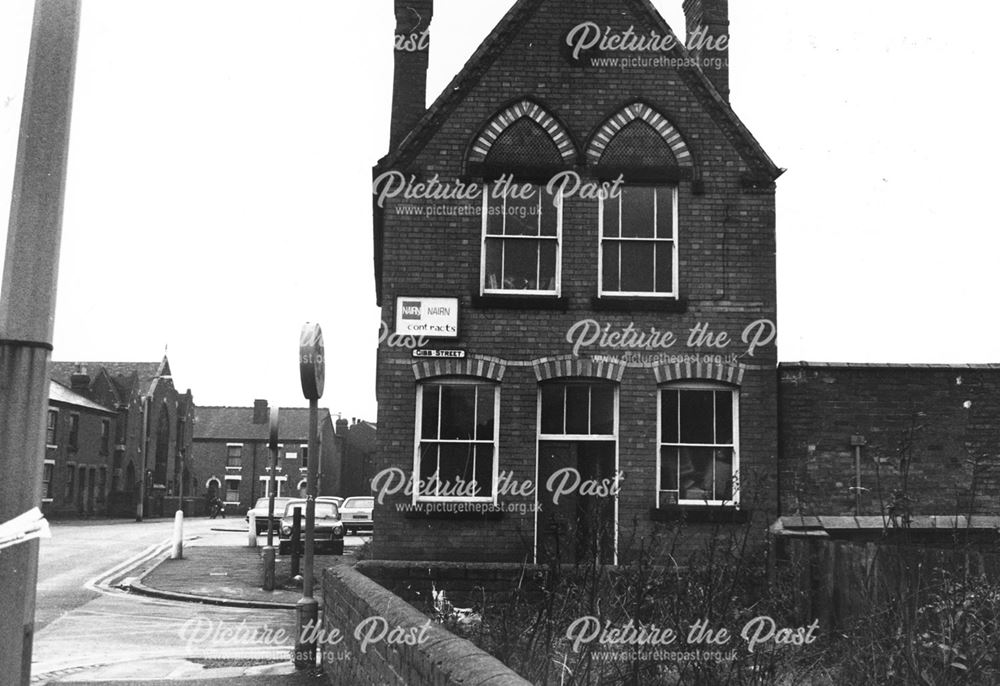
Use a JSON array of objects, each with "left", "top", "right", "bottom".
[{"left": 395, "top": 297, "right": 459, "bottom": 338}]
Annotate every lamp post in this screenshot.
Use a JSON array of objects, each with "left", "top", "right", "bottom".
[
  {"left": 262, "top": 407, "right": 279, "bottom": 591},
  {"left": 295, "top": 323, "right": 324, "bottom": 669},
  {"left": 0, "top": 2, "right": 80, "bottom": 683}
]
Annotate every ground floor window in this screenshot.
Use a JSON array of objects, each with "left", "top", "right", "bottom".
[
  {"left": 43, "top": 462, "right": 54, "bottom": 500},
  {"left": 415, "top": 380, "right": 499, "bottom": 502},
  {"left": 225, "top": 480, "right": 240, "bottom": 503},
  {"left": 659, "top": 383, "right": 738, "bottom": 506}
]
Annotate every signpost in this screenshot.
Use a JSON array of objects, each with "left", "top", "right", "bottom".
[{"left": 295, "top": 322, "right": 324, "bottom": 669}]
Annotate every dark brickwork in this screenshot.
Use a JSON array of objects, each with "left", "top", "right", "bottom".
[
  {"left": 375, "top": 0, "right": 779, "bottom": 563},
  {"left": 321, "top": 563, "right": 531, "bottom": 685},
  {"left": 778, "top": 364, "right": 1000, "bottom": 518}
]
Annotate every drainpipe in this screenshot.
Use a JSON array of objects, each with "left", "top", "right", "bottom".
[{"left": 850, "top": 435, "right": 867, "bottom": 516}]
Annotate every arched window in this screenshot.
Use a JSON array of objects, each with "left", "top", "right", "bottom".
[
  {"left": 469, "top": 100, "right": 576, "bottom": 167},
  {"left": 586, "top": 102, "right": 692, "bottom": 168},
  {"left": 471, "top": 101, "right": 576, "bottom": 297}
]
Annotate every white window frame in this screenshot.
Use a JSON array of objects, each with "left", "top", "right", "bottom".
[
  {"left": 225, "top": 443, "right": 243, "bottom": 470},
  {"left": 42, "top": 459, "right": 55, "bottom": 503},
  {"left": 224, "top": 479, "right": 241, "bottom": 502},
  {"left": 480, "top": 184, "right": 562, "bottom": 296},
  {"left": 536, "top": 380, "right": 619, "bottom": 442},
  {"left": 598, "top": 185, "right": 679, "bottom": 298},
  {"left": 46, "top": 409, "right": 58, "bottom": 448},
  {"left": 657, "top": 381, "right": 740, "bottom": 507},
  {"left": 413, "top": 379, "right": 500, "bottom": 504}
]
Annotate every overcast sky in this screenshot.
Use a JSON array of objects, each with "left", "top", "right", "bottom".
[{"left": 2, "top": 1, "right": 998, "bottom": 422}]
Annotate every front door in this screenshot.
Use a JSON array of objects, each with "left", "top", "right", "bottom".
[{"left": 538, "top": 441, "right": 616, "bottom": 565}]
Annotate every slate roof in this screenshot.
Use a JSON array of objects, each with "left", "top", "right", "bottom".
[
  {"left": 48, "top": 380, "right": 116, "bottom": 414},
  {"left": 193, "top": 406, "right": 333, "bottom": 442},
  {"left": 50, "top": 360, "right": 164, "bottom": 386}
]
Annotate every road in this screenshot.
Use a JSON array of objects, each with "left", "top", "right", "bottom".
[{"left": 31, "top": 518, "right": 302, "bottom": 682}]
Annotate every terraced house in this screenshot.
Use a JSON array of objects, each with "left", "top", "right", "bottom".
[{"left": 372, "top": 0, "right": 781, "bottom": 563}]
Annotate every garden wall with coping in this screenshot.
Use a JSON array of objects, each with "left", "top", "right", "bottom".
[{"left": 321, "top": 562, "right": 532, "bottom": 685}]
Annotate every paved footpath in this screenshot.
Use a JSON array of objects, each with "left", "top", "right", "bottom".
[{"left": 34, "top": 522, "right": 365, "bottom": 685}]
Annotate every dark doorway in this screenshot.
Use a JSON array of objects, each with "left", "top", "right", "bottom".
[{"left": 537, "top": 440, "right": 616, "bottom": 565}]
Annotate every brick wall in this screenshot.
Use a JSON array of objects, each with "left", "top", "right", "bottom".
[
  {"left": 321, "top": 563, "right": 531, "bottom": 685},
  {"left": 374, "top": 0, "right": 778, "bottom": 562},
  {"left": 779, "top": 364, "right": 1000, "bottom": 517}
]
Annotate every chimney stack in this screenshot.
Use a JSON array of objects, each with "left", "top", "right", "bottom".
[
  {"left": 70, "top": 365, "right": 89, "bottom": 393},
  {"left": 683, "top": 0, "right": 730, "bottom": 100},
  {"left": 335, "top": 417, "right": 349, "bottom": 437},
  {"left": 390, "top": 0, "right": 433, "bottom": 152},
  {"left": 252, "top": 399, "right": 268, "bottom": 425}
]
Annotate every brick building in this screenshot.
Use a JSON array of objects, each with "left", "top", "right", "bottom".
[
  {"left": 46, "top": 357, "right": 196, "bottom": 518},
  {"left": 192, "top": 400, "right": 339, "bottom": 515},
  {"left": 373, "top": 0, "right": 781, "bottom": 563},
  {"left": 42, "top": 381, "right": 117, "bottom": 518}
]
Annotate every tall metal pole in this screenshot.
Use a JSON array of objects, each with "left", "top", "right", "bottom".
[
  {"left": 0, "top": 2, "right": 81, "bottom": 684},
  {"left": 295, "top": 323, "right": 324, "bottom": 669}
]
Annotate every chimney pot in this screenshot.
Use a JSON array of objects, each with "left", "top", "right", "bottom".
[{"left": 70, "top": 365, "right": 90, "bottom": 393}]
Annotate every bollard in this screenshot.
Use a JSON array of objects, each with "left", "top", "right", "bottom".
[
  {"left": 248, "top": 512, "right": 257, "bottom": 548},
  {"left": 290, "top": 506, "right": 302, "bottom": 579},
  {"left": 170, "top": 510, "right": 184, "bottom": 560},
  {"left": 262, "top": 546, "right": 276, "bottom": 592},
  {"left": 295, "top": 596, "right": 319, "bottom": 669}
]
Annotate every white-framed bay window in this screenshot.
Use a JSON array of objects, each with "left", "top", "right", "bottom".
[
  {"left": 658, "top": 382, "right": 739, "bottom": 507},
  {"left": 414, "top": 379, "right": 499, "bottom": 502},
  {"left": 599, "top": 185, "right": 678, "bottom": 297},
  {"left": 481, "top": 184, "right": 561, "bottom": 295}
]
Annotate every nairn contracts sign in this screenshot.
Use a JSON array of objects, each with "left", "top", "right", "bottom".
[{"left": 393, "top": 297, "right": 459, "bottom": 338}]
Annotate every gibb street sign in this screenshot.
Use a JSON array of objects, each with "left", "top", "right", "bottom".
[{"left": 299, "top": 322, "right": 325, "bottom": 400}]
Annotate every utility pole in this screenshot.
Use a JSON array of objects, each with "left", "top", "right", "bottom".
[{"left": 0, "top": 2, "right": 81, "bottom": 684}]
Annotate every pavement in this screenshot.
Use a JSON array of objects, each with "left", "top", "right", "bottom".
[{"left": 35, "top": 523, "right": 367, "bottom": 685}]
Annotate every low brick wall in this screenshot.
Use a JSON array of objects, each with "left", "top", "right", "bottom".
[{"left": 321, "top": 563, "right": 531, "bottom": 685}]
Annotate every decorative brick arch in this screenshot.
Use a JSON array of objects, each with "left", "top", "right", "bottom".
[
  {"left": 533, "top": 356, "right": 626, "bottom": 383},
  {"left": 587, "top": 103, "right": 693, "bottom": 166},
  {"left": 412, "top": 355, "right": 507, "bottom": 382},
  {"left": 653, "top": 360, "right": 745, "bottom": 386},
  {"left": 469, "top": 100, "right": 577, "bottom": 164}
]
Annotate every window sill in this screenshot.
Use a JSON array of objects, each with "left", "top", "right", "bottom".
[
  {"left": 592, "top": 296, "right": 687, "bottom": 313},
  {"left": 650, "top": 506, "right": 750, "bottom": 524},
  {"left": 472, "top": 293, "right": 568, "bottom": 311},
  {"left": 401, "top": 502, "right": 506, "bottom": 521}
]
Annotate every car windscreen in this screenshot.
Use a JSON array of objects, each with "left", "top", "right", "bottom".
[
  {"left": 282, "top": 501, "right": 339, "bottom": 518},
  {"left": 343, "top": 498, "right": 373, "bottom": 508},
  {"left": 315, "top": 503, "right": 340, "bottom": 518}
]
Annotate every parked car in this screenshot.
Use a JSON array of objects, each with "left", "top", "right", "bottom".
[
  {"left": 246, "top": 496, "right": 292, "bottom": 535},
  {"left": 339, "top": 496, "right": 374, "bottom": 535},
  {"left": 278, "top": 498, "right": 344, "bottom": 555},
  {"left": 317, "top": 496, "right": 344, "bottom": 507}
]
